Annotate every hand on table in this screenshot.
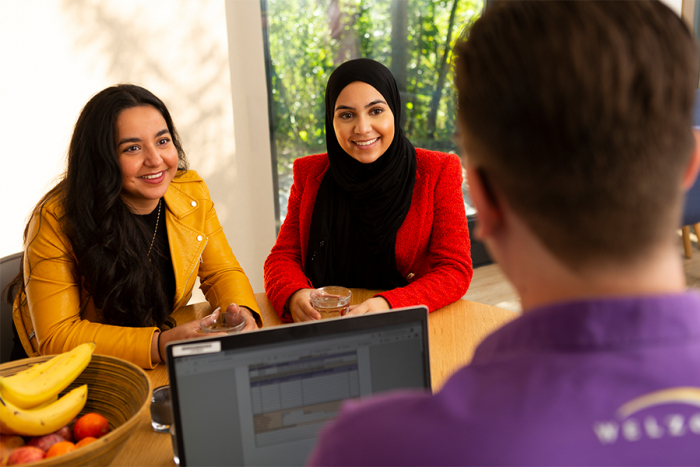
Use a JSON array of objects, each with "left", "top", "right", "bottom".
[
  {"left": 152, "top": 319, "right": 204, "bottom": 363},
  {"left": 346, "top": 297, "right": 391, "bottom": 316},
  {"left": 152, "top": 303, "right": 259, "bottom": 363},
  {"left": 226, "top": 303, "right": 259, "bottom": 331},
  {"left": 289, "top": 288, "right": 321, "bottom": 322}
]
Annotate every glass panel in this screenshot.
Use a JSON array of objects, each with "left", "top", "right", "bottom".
[{"left": 263, "top": 0, "right": 484, "bottom": 225}]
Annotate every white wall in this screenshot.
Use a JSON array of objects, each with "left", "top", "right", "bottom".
[
  {"left": 664, "top": 0, "right": 684, "bottom": 16},
  {"left": 0, "top": 0, "right": 276, "bottom": 293},
  {"left": 223, "top": 0, "right": 277, "bottom": 294}
]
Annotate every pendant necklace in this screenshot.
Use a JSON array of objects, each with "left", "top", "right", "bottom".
[{"left": 147, "top": 199, "right": 162, "bottom": 262}]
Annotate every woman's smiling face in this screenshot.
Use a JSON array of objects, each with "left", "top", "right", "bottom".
[
  {"left": 116, "top": 105, "right": 179, "bottom": 214},
  {"left": 333, "top": 81, "right": 395, "bottom": 164}
]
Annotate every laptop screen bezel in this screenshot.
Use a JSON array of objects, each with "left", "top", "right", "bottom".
[{"left": 165, "top": 305, "right": 430, "bottom": 466}]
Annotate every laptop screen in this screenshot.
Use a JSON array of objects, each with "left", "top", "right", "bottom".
[{"left": 166, "top": 306, "right": 430, "bottom": 467}]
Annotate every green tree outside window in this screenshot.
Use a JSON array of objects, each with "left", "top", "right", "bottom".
[{"left": 263, "top": 0, "right": 483, "bottom": 221}]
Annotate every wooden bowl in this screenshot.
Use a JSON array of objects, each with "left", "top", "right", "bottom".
[{"left": 0, "top": 354, "right": 152, "bottom": 466}]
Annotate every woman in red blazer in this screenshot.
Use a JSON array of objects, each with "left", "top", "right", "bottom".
[{"left": 264, "top": 59, "right": 472, "bottom": 322}]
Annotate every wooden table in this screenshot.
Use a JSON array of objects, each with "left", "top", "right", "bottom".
[{"left": 110, "top": 292, "right": 517, "bottom": 466}]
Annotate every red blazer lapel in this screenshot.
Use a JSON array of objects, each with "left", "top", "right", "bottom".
[{"left": 299, "top": 163, "right": 329, "bottom": 269}]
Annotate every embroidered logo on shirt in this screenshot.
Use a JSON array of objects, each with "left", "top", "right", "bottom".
[{"left": 593, "top": 387, "right": 700, "bottom": 445}]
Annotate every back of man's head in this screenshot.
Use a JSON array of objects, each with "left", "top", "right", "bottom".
[{"left": 455, "top": 1, "right": 699, "bottom": 269}]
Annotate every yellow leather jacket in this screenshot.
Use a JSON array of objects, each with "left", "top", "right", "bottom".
[{"left": 13, "top": 170, "right": 261, "bottom": 368}]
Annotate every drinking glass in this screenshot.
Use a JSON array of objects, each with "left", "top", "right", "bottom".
[
  {"left": 310, "top": 286, "right": 352, "bottom": 319},
  {"left": 150, "top": 385, "right": 172, "bottom": 433},
  {"left": 200, "top": 307, "right": 246, "bottom": 334}
]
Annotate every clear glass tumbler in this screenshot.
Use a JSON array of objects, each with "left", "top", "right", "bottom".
[
  {"left": 310, "top": 286, "right": 352, "bottom": 319},
  {"left": 150, "top": 385, "right": 172, "bottom": 433}
]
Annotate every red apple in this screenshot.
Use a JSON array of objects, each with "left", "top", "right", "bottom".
[
  {"left": 55, "top": 426, "right": 72, "bottom": 443},
  {"left": 0, "top": 436, "right": 25, "bottom": 466},
  {"left": 6, "top": 447, "right": 44, "bottom": 465},
  {"left": 27, "top": 433, "right": 65, "bottom": 452}
]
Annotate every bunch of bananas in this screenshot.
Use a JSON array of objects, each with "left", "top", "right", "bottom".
[{"left": 0, "top": 342, "right": 96, "bottom": 437}]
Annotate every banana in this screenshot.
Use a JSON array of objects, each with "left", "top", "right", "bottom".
[
  {"left": 0, "top": 342, "right": 95, "bottom": 409},
  {"left": 0, "top": 385, "right": 88, "bottom": 436},
  {"left": 30, "top": 395, "right": 58, "bottom": 409},
  {"left": 1, "top": 354, "right": 69, "bottom": 385}
]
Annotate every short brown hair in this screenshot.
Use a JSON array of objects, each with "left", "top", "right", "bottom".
[{"left": 455, "top": 1, "right": 698, "bottom": 267}]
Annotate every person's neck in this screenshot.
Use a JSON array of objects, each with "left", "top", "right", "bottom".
[
  {"left": 518, "top": 245, "right": 685, "bottom": 312},
  {"left": 124, "top": 197, "right": 161, "bottom": 215},
  {"left": 490, "top": 220, "right": 686, "bottom": 312}
]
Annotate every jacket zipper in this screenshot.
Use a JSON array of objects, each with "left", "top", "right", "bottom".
[{"left": 173, "top": 237, "right": 208, "bottom": 311}]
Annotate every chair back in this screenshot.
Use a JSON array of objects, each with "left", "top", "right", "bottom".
[
  {"left": 0, "top": 252, "right": 22, "bottom": 363},
  {"left": 683, "top": 181, "right": 700, "bottom": 226},
  {"left": 693, "top": 88, "right": 700, "bottom": 129},
  {"left": 682, "top": 89, "right": 700, "bottom": 226}
]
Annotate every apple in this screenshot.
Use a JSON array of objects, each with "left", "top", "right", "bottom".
[
  {"left": 27, "top": 433, "right": 65, "bottom": 453},
  {"left": 6, "top": 447, "right": 44, "bottom": 465},
  {"left": 0, "top": 436, "right": 25, "bottom": 466},
  {"left": 55, "top": 426, "right": 72, "bottom": 442}
]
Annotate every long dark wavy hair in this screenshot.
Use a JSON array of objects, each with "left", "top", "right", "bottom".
[{"left": 7, "top": 84, "right": 188, "bottom": 330}]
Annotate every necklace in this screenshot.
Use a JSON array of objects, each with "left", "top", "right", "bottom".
[{"left": 147, "top": 199, "right": 162, "bottom": 262}]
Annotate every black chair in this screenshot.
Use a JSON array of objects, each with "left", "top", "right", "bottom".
[{"left": 1, "top": 252, "right": 22, "bottom": 363}]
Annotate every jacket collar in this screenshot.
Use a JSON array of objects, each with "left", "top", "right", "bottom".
[
  {"left": 163, "top": 179, "right": 198, "bottom": 219},
  {"left": 314, "top": 152, "right": 422, "bottom": 185},
  {"left": 315, "top": 159, "right": 329, "bottom": 183}
]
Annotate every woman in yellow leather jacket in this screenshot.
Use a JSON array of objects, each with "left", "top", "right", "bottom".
[{"left": 9, "top": 84, "right": 261, "bottom": 369}]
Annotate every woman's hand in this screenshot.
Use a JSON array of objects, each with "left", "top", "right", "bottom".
[
  {"left": 289, "top": 288, "right": 321, "bottom": 322},
  {"left": 151, "top": 320, "right": 204, "bottom": 363},
  {"left": 151, "top": 303, "right": 259, "bottom": 363},
  {"left": 228, "top": 303, "right": 259, "bottom": 331},
  {"left": 346, "top": 297, "right": 391, "bottom": 316}
]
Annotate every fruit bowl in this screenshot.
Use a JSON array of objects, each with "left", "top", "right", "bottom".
[{"left": 0, "top": 354, "right": 151, "bottom": 466}]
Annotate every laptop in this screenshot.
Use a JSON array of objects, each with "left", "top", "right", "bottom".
[{"left": 166, "top": 305, "right": 431, "bottom": 467}]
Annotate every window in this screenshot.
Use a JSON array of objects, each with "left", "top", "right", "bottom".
[{"left": 262, "top": 0, "right": 484, "bottom": 227}]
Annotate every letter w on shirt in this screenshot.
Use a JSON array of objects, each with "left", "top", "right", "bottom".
[{"left": 593, "top": 422, "right": 619, "bottom": 444}]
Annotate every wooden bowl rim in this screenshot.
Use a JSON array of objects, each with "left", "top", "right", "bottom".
[{"left": 0, "top": 354, "right": 153, "bottom": 466}]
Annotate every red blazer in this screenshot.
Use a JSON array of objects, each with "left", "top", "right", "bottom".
[{"left": 264, "top": 148, "right": 473, "bottom": 320}]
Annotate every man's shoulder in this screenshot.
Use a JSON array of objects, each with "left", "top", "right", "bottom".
[
  {"left": 310, "top": 297, "right": 700, "bottom": 466},
  {"left": 309, "top": 390, "right": 439, "bottom": 466}
]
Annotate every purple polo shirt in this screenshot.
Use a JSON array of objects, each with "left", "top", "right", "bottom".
[{"left": 307, "top": 293, "right": 700, "bottom": 466}]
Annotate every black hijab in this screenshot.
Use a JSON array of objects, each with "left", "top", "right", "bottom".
[{"left": 305, "top": 58, "right": 417, "bottom": 289}]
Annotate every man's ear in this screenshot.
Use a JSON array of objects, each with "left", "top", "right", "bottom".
[
  {"left": 682, "top": 129, "right": 700, "bottom": 191},
  {"left": 466, "top": 166, "right": 503, "bottom": 239}
]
